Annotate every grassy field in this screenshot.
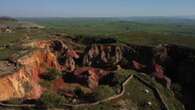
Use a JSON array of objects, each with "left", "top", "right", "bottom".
[
  {"left": 1, "top": 17, "right": 195, "bottom": 59},
  {"left": 20, "top": 17, "right": 195, "bottom": 47}
]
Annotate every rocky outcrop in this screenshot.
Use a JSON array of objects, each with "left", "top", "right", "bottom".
[
  {"left": 51, "top": 67, "right": 111, "bottom": 97},
  {"left": 0, "top": 49, "right": 61, "bottom": 101},
  {"left": 83, "top": 44, "right": 128, "bottom": 69},
  {"left": 126, "top": 43, "right": 195, "bottom": 110},
  {"left": 73, "top": 67, "right": 110, "bottom": 90},
  {"left": 52, "top": 78, "right": 92, "bottom": 97},
  {"left": 83, "top": 43, "right": 195, "bottom": 89},
  {"left": 0, "top": 37, "right": 194, "bottom": 109},
  {"left": 153, "top": 44, "right": 195, "bottom": 86},
  {"left": 0, "top": 39, "right": 78, "bottom": 101}
]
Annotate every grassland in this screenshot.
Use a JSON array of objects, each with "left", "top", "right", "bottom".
[
  {"left": 1, "top": 17, "right": 195, "bottom": 62},
  {"left": 1, "top": 17, "right": 195, "bottom": 60},
  {"left": 20, "top": 17, "right": 195, "bottom": 47}
]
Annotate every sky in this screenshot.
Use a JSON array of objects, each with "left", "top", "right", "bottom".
[{"left": 0, "top": 0, "right": 195, "bottom": 17}]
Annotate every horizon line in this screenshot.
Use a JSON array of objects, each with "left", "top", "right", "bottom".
[{"left": 1, "top": 15, "right": 194, "bottom": 18}]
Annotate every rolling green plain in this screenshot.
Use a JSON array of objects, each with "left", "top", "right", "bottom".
[{"left": 1, "top": 17, "right": 195, "bottom": 60}]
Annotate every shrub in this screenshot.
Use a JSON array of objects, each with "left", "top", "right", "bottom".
[
  {"left": 171, "top": 83, "right": 183, "bottom": 100},
  {"left": 40, "top": 91, "right": 66, "bottom": 107},
  {"left": 93, "top": 85, "right": 115, "bottom": 100},
  {"left": 74, "top": 88, "right": 85, "bottom": 98},
  {"left": 42, "top": 68, "right": 63, "bottom": 81},
  {"left": 5, "top": 98, "right": 23, "bottom": 104}
]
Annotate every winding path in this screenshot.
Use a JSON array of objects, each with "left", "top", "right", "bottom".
[
  {"left": 0, "top": 74, "right": 134, "bottom": 108},
  {"left": 0, "top": 73, "right": 170, "bottom": 110}
]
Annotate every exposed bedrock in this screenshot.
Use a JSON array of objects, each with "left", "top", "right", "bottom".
[
  {"left": 0, "top": 49, "right": 60, "bottom": 101},
  {"left": 0, "top": 39, "right": 78, "bottom": 101},
  {"left": 0, "top": 38, "right": 194, "bottom": 109},
  {"left": 83, "top": 43, "right": 195, "bottom": 87}
]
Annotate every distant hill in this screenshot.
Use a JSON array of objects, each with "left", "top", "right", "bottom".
[
  {"left": 18, "top": 16, "right": 195, "bottom": 26},
  {"left": 17, "top": 17, "right": 195, "bottom": 37},
  {"left": 0, "top": 16, "right": 17, "bottom": 21},
  {"left": 118, "top": 16, "right": 195, "bottom": 25},
  {"left": 16, "top": 21, "right": 45, "bottom": 29},
  {"left": 0, "top": 17, "right": 44, "bottom": 29}
]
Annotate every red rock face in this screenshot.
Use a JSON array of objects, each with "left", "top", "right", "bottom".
[
  {"left": 52, "top": 77, "right": 92, "bottom": 97},
  {"left": 132, "top": 60, "right": 146, "bottom": 70},
  {"left": 50, "top": 40, "right": 78, "bottom": 72},
  {"left": 73, "top": 67, "right": 110, "bottom": 90},
  {"left": 83, "top": 45, "right": 123, "bottom": 68},
  {"left": 34, "top": 40, "right": 51, "bottom": 49},
  {"left": 153, "top": 64, "right": 165, "bottom": 79},
  {"left": 62, "top": 56, "right": 75, "bottom": 72},
  {"left": 0, "top": 49, "right": 61, "bottom": 101},
  {"left": 0, "top": 39, "right": 78, "bottom": 101},
  {"left": 66, "top": 49, "right": 79, "bottom": 59},
  {"left": 1, "top": 37, "right": 194, "bottom": 109}
]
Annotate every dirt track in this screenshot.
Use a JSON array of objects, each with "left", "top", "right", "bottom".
[
  {"left": 0, "top": 73, "right": 171, "bottom": 110},
  {"left": 0, "top": 74, "right": 134, "bottom": 108}
]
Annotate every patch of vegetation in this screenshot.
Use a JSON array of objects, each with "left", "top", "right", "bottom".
[
  {"left": 41, "top": 68, "right": 63, "bottom": 81},
  {"left": 3, "top": 98, "right": 23, "bottom": 105},
  {"left": 171, "top": 83, "right": 183, "bottom": 101},
  {"left": 76, "top": 102, "right": 116, "bottom": 110},
  {"left": 132, "top": 71, "right": 184, "bottom": 110},
  {"left": 39, "top": 68, "right": 64, "bottom": 89},
  {"left": 19, "top": 18, "right": 195, "bottom": 48},
  {"left": 39, "top": 91, "right": 66, "bottom": 108},
  {"left": 155, "top": 81, "right": 184, "bottom": 110},
  {"left": 125, "top": 77, "right": 161, "bottom": 110},
  {"left": 74, "top": 87, "right": 85, "bottom": 98},
  {"left": 0, "top": 49, "right": 15, "bottom": 60},
  {"left": 39, "top": 79, "right": 51, "bottom": 89},
  {"left": 93, "top": 85, "right": 115, "bottom": 101}
]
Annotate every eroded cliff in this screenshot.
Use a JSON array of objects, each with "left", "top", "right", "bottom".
[
  {"left": 0, "top": 39, "right": 76, "bottom": 101},
  {"left": 0, "top": 50, "right": 54, "bottom": 101},
  {"left": 0, "top": 37, "right": 194, "bottom": 109}
]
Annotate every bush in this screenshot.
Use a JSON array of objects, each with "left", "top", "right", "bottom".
[
  {"left": 93, "top": 85, "right": 115, "bottom": 100},
  {"left": 40, "top": 91, "right": 66, "bottom": 107},
  {"left": 39, "top": 80, "right": 51, "bottom": 89},
  {"left": 42, "top": 68, "right": 63, "bottom": 80},
  {"left": 171, "top": 83, "right": 183, "bottom": 100},
  {"left": 74, "top": 88, "right": 85, "bottom": 98},
  {"left": 5, "top": 98, "right": 23, "bottom": 104}
]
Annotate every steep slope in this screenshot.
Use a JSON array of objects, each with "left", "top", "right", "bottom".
[
  {"left": 0, "top": 47, "right": 60, "bottom": 101},
  {"left": 0, "top": 39, "right": 76, "bottom": 101}
]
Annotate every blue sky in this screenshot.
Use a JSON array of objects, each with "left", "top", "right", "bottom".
[{"left": 0, "top": 0, "right": 195, "bottom": 17}]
